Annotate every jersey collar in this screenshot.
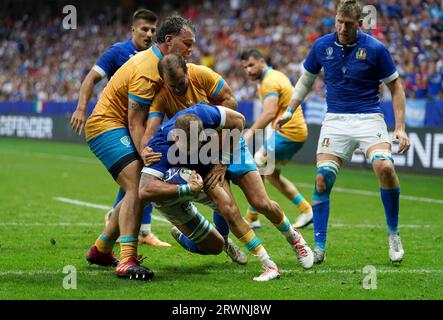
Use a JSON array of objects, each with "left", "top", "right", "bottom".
[
  {"left": 260, "top": 66, "right": 272, "bottom": 82},
  {"left": 333, "top": 30, "right": 363, "bottom": 48},
  {"left": 151, "top": 44, "right": 163, "bottom": 59},
  {"left": 128, "top": 38, "right": 139, "bottom": 53}
]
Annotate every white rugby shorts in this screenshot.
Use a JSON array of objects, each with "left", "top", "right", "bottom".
[
  {"left": 152, "top": 192, "right": 216, "bottom": 226},
  {"left": 317, "top": 113, "right": 391, "bottom": 161}
]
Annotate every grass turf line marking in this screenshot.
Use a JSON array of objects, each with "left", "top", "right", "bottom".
[
  {"left": 53, "top": 197, "right": 169, "bottom": 224},
  {"left": 1, "top": 268, "right": 442, "bottom": 276},
  {"left": 5, "top": 148, "right": 443, "bottom": 205},
  {"left": 2, "top": 149, "right": 99, "bottom": 164},
  {"left": 297, "top": 183, "right": 443, "bottom": 205},
  {"left": 0, "top": 222, "right": 435, "bottom": 229}
]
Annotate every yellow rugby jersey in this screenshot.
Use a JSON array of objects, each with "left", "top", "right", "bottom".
[
  {"left": 85, "top": 45, "right": 164, "bottom": 141},
  {"left": 258, "top": 67, "right": 308, "bottom": 142},
  {"left": 149, "top": 63, "right": 225, "bottom": 118}
]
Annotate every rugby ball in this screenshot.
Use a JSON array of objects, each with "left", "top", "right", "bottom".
[{"left": 163, "top": 167, "right": 193, "bottom": 185}]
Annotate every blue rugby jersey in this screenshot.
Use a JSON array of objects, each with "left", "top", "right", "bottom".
[
  {"left": 93, "top": 39, "right": 139, "bottom": 80},
  {"left": 303, "top": 31, "right": 398, "bottom": 114},
  {"left": 145, "top": 104, "right": 226, "bottom": 178}
]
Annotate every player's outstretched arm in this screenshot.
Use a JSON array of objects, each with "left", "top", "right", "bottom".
[
  {"left": 70, "top": 69, "right": 103, "bottom": 135},
  {"left": 386, "top": 78, "right": 410, "bottom": 154},
  {"left": 139, "top": 171, "right": 203, "bottom": 203},
  {"left": 128, "top": 98, "right": 149, "bottom": 155},
  {"left": 243, "top": 95, "right": 278, "bottom": 142},
  {"left": 276, "top": 70, "right": 317, "bottom": 129},
  {"left": 140, "top": 116, "right": 163, "bottom": 166}
]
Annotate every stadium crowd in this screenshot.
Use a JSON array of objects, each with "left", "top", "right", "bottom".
[{"left": 0, "top": 0, "right": 442, "bottom": 102}]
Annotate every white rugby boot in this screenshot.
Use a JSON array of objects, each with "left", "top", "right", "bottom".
[
  {"left": 388, "top": 233, "right": 404, "bottom": 263},
  {"left": 224, "top": 238, "right": 248, "bottom": 265},
  {"left": 293, "top": 212, "right": 313, "bottom": 229},
  {"left": 253, "top": 265, "right": 281, "bottom": 282}
]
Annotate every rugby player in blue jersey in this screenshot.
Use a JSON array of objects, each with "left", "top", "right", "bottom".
[
  {"left": 139, "top": 104, "right": 314, "bottom": 281},
  {"left": 70, "top": 9, "right": 170, "bottom": 247},
  {"left": 277, "top": 0, "right": 410, "bottom": 264}
]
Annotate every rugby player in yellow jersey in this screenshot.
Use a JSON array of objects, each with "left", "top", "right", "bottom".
[
  {"left": 84, "top": 16, "right": 196, "bottom": 281},
  {"left": 139, "top": 54, "right": 314, "bottom": 280},
  {"left": 240, "top": 49, "right": 313, "bottom": 229}
]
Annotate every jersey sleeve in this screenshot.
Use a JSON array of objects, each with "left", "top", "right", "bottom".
[
  {"left": 93, "top": 46, "right": 119, "bottom": 79},
  {"left": 260, "top": 77, "right": 280, "bottom": 102},
  {"left": 191, "top": 65, "right": 225, "bottom": 100},
  {"left": 303, "top": 41, "right": 322, "bottom": 75},
  {"left": 128, "top": 70, "right": 158, "bottom": 107},
  {"left": 377, "top": 45, "right": 399, "bottom": 84},
  {"left": 192, "top": 105, "right": 226, "bottom": 131},
  {"left": 149, "top": 90, "right": 166, "bottom": 119},
  {"left": 144, "top": 139, "right": 170, "bottom": 179}
]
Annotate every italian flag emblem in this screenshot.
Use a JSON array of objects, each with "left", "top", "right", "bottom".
[{"left": 356, "top": 48, "right": 366, "bottom": 60}]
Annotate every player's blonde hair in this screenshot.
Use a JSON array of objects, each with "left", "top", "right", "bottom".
[{"left": 337, "top": 0, "right": 363, "bottom": 20}]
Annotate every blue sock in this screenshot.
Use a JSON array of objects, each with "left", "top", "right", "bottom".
[
  {"left": 177, "top": 233, "right": 206, "bottom": 254},
  {"left": 213, "top": 211, "right": 229, "bottom": 240},
  {"left": 141, "top": 203, "right": 153, "bottom": 225},
  {"left": 380, "top": 187, "right": 400, "bottom": 234},
  {"left": 313, "top": 200, "right": 330, "bottom": 250},
  {"left": 113, "top": 188, "right": 125, "bottom": 208}
]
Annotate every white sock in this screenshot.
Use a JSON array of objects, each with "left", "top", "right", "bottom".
[
  {"left": 139, "top": 224, "right": 151, "bottom": 236},
  {"left": 254, "top": 247, "right": 277, "bottom": 269}
]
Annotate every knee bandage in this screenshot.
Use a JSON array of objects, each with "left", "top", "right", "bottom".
[
  {"left": 186, "top": 213, "right": 213, "bottom": 244},
  {"left": 312, "top": 160, "right": 340, "bottom": 202},
  {"left": 368, "top": 149, "right": 394, "bottom": 163}
]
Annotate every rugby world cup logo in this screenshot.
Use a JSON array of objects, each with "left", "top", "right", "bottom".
[{"left": 326, "top": 47, "right": 334, "bottom": 60}]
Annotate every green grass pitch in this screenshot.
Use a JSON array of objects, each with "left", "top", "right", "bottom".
[{"left": 0, "top": 138, "right": 442, "bottom": 300}]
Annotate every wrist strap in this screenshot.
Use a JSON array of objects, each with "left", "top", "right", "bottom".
[
  {"left": 178, "top": 184, "right": 191, "bottom": 198},
  {"left": 286, "top": 107, "right": 294, "bottom": 114}
]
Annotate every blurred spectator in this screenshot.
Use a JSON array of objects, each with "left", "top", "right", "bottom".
[{"left": 0, "top": 0, "right": 441, "bottom": 101}]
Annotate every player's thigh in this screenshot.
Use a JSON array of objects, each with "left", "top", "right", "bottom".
[
  {"left": 317, "top": 114, "right": 357, "bottom": 161},
  {"left": 234, "top": 170, "right": 271, "bottom": 207},
  {"left": 205, "top": 181, "right": 241, "bottom": 222},
  {"left": 87, "top": 127, "right": 141, "bottom": 187},
  {"left": 357, "top": 113, "right": 391, "bottom": 156}
]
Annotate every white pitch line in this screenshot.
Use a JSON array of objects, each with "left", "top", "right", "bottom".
[
  {"left": 1, "top": 268, "right": 442, "bottom": 277},
  {"left": 0, "top": 221, "right": 434, "bottom": 229},
  {"left": 2, "top": 149, "right": 99, "bottom": 164},
  {"left": 53, "top": 197, "right": 169, "bottom": 224},
  {"left": 51, "top": 197, "right": 436, "bottom": 229},
  {"left": 4, "top": 148, "right": 443, "bottom": 204},
  {"left": 297, "top": 183, "right": 443, "bottom": 205}
]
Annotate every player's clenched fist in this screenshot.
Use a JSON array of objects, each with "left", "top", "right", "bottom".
[{"left": 188, "top": 171, "right": 204, "bottom": 195}]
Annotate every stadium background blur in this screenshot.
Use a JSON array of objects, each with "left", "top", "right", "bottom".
[{"left": 0, "top": 0, "right": 442, "bottom": 103}]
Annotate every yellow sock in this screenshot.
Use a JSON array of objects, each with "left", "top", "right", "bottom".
[
  {"left": 95, "top": 234, "right": 115, "bottom": 254},
  {"left": 119, "top": 236, "right": 138, "bottom": 264},
  {"left": 298, "top": 199, "right": 312, "bottom": 214},
  {"left": 246, "top": 206, "right": 259, "bottom": 222},
  {"left": 238, "top": 230, "right": 263, "bottom": 256},
  {"left": 292, "top": 194, "right": 312, "bottom": 213}
]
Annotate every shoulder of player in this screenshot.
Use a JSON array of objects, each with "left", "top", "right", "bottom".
[
  {"left": 312, "top": 32, "right": 336, "bottom": 49},
  {"left": 187, "top": 63, "right": 216, "bottom": 77},
  {"left": 261, "top": 69, "right": 289, "bottom": 87},
  {"left": 130, "top": 49, "right": 162, "bottom": 82}
]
